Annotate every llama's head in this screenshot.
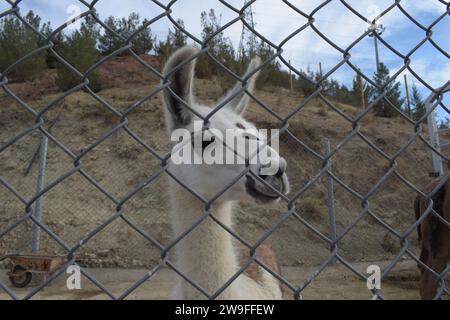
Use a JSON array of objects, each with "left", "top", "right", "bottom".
[{"left": 162, "top": 46, "right": 289, "bottom": 204}]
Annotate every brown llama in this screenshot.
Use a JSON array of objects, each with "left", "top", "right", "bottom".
[{"left": 414, "top": 177, "right": 450, "bottom": 299}]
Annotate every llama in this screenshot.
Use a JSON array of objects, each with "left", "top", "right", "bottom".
[
  {"left": 414, "top": 177, "right": 450, "bottom": 300},
  {"left": 161, "top": 46, "right": 290, "bottom": 300}
]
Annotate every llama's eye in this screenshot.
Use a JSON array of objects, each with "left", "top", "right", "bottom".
[
  {"left": 244, "top": 133, "right": 258, "bottom": 141},
  {"left": 191, "top": 135, "right": 216, "bottom": 150},
  {"left": 236, "top": 123, "right": 246, "bottom": 130},
  {"left": 202, "top": 136, "right": 215, "bottom": 150}
]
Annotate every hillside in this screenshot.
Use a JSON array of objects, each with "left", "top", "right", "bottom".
[{"left": 0, "top": 54, "right": 445, "bottom": 274}]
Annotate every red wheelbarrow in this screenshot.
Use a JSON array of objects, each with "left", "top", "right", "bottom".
[{"left": 1, "top": 254, "right": 67, "bottom": 288}]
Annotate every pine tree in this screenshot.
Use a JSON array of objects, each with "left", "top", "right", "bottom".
[
  {"left": 253, "top": 39, "right": 288, "bottom": 89},
  {"left": 40, "top": 22, "right": 65, "bottom": 69},
  {"left": 155, "top": 19, "right": 187, "bottom": 63},
  {"left": 132, "top": 16, "right": 155, "bottom": 55},
  {"left": 197, "top": 9, "right": 236, "bottom": 78},
  {"left": 295, "top": 66, "right": 315, "bottom": 97},
  {"left": 98, "top": 16, "right": 121, "bottom": 55},
  {"left": 239, "top": 5, "right": 258, "bottom": 62},
  {"left": 168, "top": 19, "right": 187, "bottom": 49},
  {"left": 438, "top": 118, "right": 450, "bottom": 129},
  {"left": 411, "top": 85, "right": 426, "bottom": 122},
  {"left": 98, "top": 13, "right": 154, "bottom": 56},
  {"left": 56, "top": 20, "right": 101, "bottom": 92},
  {"left": 0, "top": 11, "right": 46, "bottom": 81},
  {"left": 369, "top": 63, "right": 405, "bottom": 117},
  {"left": 335, "top": 84, "right": 354, "bottom": 105}
]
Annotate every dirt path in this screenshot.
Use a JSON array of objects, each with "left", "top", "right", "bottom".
[{"left": 2, "top": 260, "right": 445, "bottom": 300}]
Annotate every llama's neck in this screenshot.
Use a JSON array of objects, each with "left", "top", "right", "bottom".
[{"left": 169, "top": 185, "right": 240, "bottom": 299}]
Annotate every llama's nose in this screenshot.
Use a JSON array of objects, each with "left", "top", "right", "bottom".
[{"left": 276, "top": 158, "right": 287, "bottom": 177}]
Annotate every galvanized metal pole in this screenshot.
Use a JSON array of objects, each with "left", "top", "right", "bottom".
[
  {"left": 289, "top": 60, "right": 293, "bottom": 92},
  {"left": 404, "top": 74, "right": 411, "bottom": 117},
  {"left": 373, "top": 35, "right": 380, "bottom": 73},
  {"left": 426, "top": 101, "right": 443, "bottom": 177},
  {"left": 24, "top": 118, "right": 58, "bottom": 177},
  {"left": 31, "top": 133, "right": 48, "bottom": 253},
  {"left": 369, "top": 24, "right": 385, "bottom": 115},
  {"left": 359, "top": 73, "right": 366, "bottom": 111},
  {"left": 368, "top": 24, "right": 384, "bottom": 73},
  {"left": 325, "top": 140, "right": 337, "bottom": 264},
  {"left": 424, "top": 84, "right": 450, "bottom": 177}
]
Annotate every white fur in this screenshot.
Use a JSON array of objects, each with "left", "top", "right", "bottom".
[
  {"left": 162, "top": 46, "right": 288, "bottom": 300},
  {"left": 169, "top": 184, "right": 282, "bottom": 300}
]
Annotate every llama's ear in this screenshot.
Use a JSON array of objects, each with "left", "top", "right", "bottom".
[
  {"left": 221, "top": 57, "right": 261, "bottom": 115},
  {"left": 162, "top": 46, "right": 199, "bottom": 132}
]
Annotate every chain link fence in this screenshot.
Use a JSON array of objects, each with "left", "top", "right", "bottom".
[{"left": 0, "top": 0, "right": 449, "bottom": 300}]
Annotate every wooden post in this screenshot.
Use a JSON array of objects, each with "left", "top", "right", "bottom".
[
  {"left": 289, "top": 60, "right": 293, "bottom": 92},
  {"left": 359, "top": 74, "right": 366, "bottom": 110},
  {"left": 404, "top": 74, "right": 411, "bottom": 117}
]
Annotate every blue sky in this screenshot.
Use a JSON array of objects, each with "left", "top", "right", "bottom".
[{"left": 1, "top": 0, "right": 449, "bottom": 121}]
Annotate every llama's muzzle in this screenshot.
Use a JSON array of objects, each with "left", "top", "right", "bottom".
[{"left": 246, "top": 157, "right": 290, "bottom": 203}]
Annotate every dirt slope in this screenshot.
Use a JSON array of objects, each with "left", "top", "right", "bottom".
[{"left": 0, "top": 54, "right": 444, "bottom": 272}]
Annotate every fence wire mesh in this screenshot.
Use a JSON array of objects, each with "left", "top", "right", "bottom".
[{"left": 0, "top": 0, "right": 449, "bottom": 300}]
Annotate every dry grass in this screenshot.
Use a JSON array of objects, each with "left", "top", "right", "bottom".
[{"left": 0, "top": 56, "right": 441, "bottom": 270}]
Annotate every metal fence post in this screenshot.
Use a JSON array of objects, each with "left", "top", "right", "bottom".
[
  {"left": 325, "top": 140, "right": 337, "bottom": 264},
  {"left": 425, "top": 85, "right": 450, "bottom": 177},
  {"left": 426, "top": 102, "right": 443, "bottom": 177},
  {"left": 24, "top": 118, "right": 59, "bottom": 177},
  {"left": 31, "top": 133, "right": 48, "bottom": 253},
  {"left": 369, "top": 24, "right": 386, "bottom": 115}
]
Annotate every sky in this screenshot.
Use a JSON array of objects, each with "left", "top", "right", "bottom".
[{"left": 1, "top": 0, "right": 449, "bottom": 121}]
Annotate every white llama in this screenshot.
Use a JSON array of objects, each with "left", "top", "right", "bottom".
[{"left": 162, "top": 46, "right": 290, "bottom": 300}]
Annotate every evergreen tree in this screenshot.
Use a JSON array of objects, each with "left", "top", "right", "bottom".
[
  {"left": 56, "top": 20, "right": 101, "bottom": 92},
  {"left": 0, "top": 11, "right": 46, "bottom": 81},
  {"left": 155, "top": 19, "right": 187, "bottom": 63},
  {"left": 154, "top": 37, "right": 172, "bottom": 64},
  {"left": 238, "top": 6, "right": 258, "bottom": 62},
  {"left": 133, "top": 17, "right": 155, "bottom": 55},
  {"left": 40, "top": 22, "right": 65, "bottom": 69},
  {"left": 168, "top": 19, "right": 187, "bottom": 49},
  {"left": 253, "top": 39, "right": 289, "bottom": 89},
  {"left": 297, "top": 67, "right": 316, "bottom": 97},
  {"left": 98, "top": 13, "right": 154, "bottom": 55},
  {"left": 98, "top": 16, "right": 122, "bottom": 55},
  {"left": 438, "top": 118, "right": 450, "bottom": 129},
  {"left": 335, "top": 83, "right": 354, "bottom": 105},
  {"left": 411, "top": 85, "right": 426, "bottom": 122},
  {"left": 369, "top": 63, "right": 405, "bottom": 117},
  {"left": 197, "top": 9, "right": 237, "bottom": 78}
]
